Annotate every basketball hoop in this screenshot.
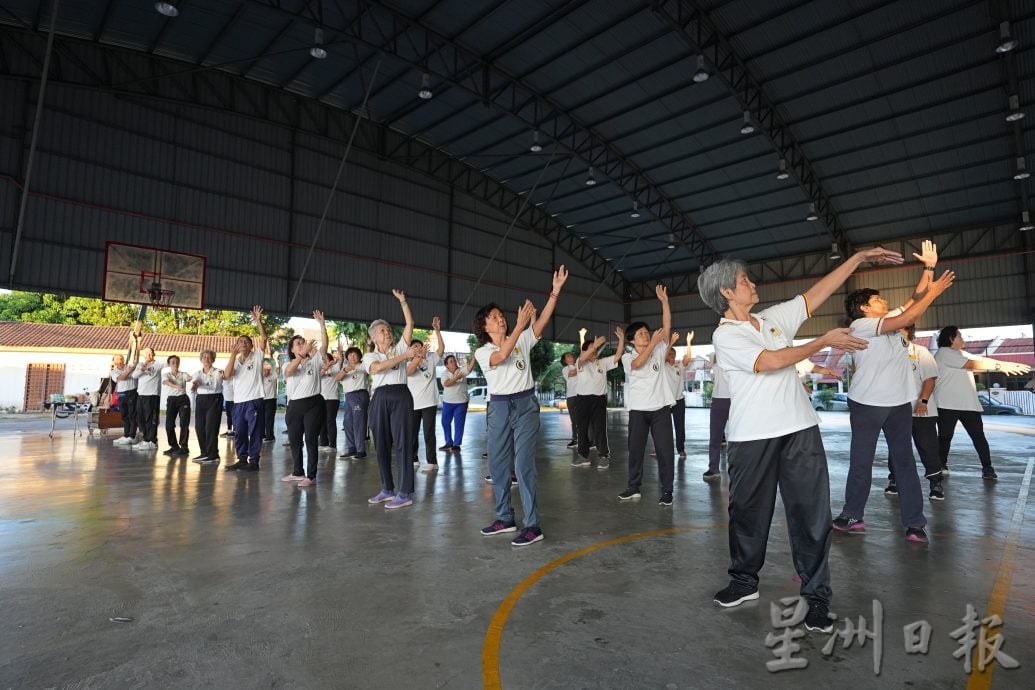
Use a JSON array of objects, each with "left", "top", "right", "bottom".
[
  {"left": 147, "top": 282, "right": 175, "bottom": 307},
  {"left": 140, "top": 272, "right": 175, "bottom": 308}
]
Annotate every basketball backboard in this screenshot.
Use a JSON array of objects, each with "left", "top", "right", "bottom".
[{"left": 103, "top": 242, "right": 206, "bottom": 309}]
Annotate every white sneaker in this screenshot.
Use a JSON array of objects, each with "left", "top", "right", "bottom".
[
  {"left": 134, "top": 441, "right": 156, "bottom": 450},
  {"left": 113, "top": 436, "right": 132, "bottom": 445}
]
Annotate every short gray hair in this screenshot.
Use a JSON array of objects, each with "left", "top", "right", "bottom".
[
  {"left": 200, "top": 349, "right": 216, "bottom": 361},
  {"left": 697, "top": 259, "right": 747, "bottom": 315},
  {"left": 368, "top": 319, "right": 390, "bottom": 338}
]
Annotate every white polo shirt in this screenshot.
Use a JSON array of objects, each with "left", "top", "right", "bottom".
[
  {"left": 934, "top": 348, "right": 982, "bottom": 412},
  {"left": 132, "top": 361, "right": 162, "bottom": 396},
  {"left": 908, "top": 342, "right": 939, "bottom": 417},
  {"left": 320, "top": 359, "right": 342, "bottom": 400},
  {"left": 340, "top": 363, "right": 369, "bottom": 394},
  {"left": 164, "top": 370, "right": 190, "bottom": 396},
  {"left": 407, "top": 353, "right": 440, "bottom": 410},
  {"left": 578, "top": 355, "right": 618, "bottom": 397},
  {"left": 847, "top": 308, "right": 917, "bottom": 407},
  {"left": 711, "top": 356, "right": 730, "bottom": 399},
  {"left": 285, "top": 352, "right": 322, "bottom": 400},
  {"left": 193, "top": 367, "right": 222, "bottom": 396},
  {"left": 665, "top": 361, "right": 685, "bottom": 405},
  {"left": 230, "top": 349, "right": 265, "bottom": 402},
  {"left": 112, "top": 367, "right": 137, "bottom": 393},
  {"left": 441, "top": 368, "right": 469, "bottom": 404},
  {"left": 713, "top": 295, "right": 820, "bottom": 442},
  {"left": 621, "top": 341, "right": 671, "bottom": 412},
  {"left": 221, "top": 376, "right": 234, "bottom": 402},
  {"left": 475, "top": 327, "right": 537, "bottom": 395},
  {"left": 262, "top": 370, "right": 277, "bottom": 400},
  {"left": 363, "top": 341, "right": 410, "bottom": 391},
  {"left": 562, "top": 364, "right": 580, "bottom": 397}
]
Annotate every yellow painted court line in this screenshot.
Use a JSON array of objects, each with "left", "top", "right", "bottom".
[
  {"left": 967, "top": 457, "right": 1033, "bottom": 690},
  {"left": 482, "top": 525, "right": 719, "bottom": 689}
]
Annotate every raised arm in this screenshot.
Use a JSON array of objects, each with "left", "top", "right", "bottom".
[
  {"left": 803, "top": 247, "right": 904, "bottom": 313},
  {"left": 313, "top": 309, "right": 329, "bottom": 354},
  {"left": 756, "top": 328, "right": 868, "bottom": 373},
  {"left": 252, "top": 305, "right": 268, "bottom": 353},
  {"left": 489, "top": 301, "right": 535, "bottom": 367},
  {"left": 963, "top": 356, "right": 1031, "bottom": 375},
  {"left": 658, "top": 285, "right": 672, "bottom": 346},
  {"left": 630, "top": 328, "right": 666, "bottom": 369},
  {"left": 899, "top": 240, "right": 937, "bottom": 311},
  {"left": 368, "top": 341, "right": 421, "bottom": 375},
  {"left": 879, "top": 270, "right": 955, "bottom": 334},
  {"left": 432, "top": 317, "right": 445, "bottom": 358},
  {"left": 682, "top": 330, "right": 694, "bottom": 366},
  {"left": 579, "top": 336, "right": 607, "bottom": 365},
  {"left": 532, "top": 265, "right": 569, "bottom": 339},
  {"left": 393, "top": 290, "right": 414, "bottom": 345}
]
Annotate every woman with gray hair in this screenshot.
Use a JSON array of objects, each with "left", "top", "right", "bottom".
[
  {"left": 699, "top": 246, "right": 902, "bottom": 633},
  {"left": 362, "top": 291, "right": 422, "bottom": 509}
]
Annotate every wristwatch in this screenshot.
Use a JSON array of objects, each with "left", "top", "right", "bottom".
[
  {"left": 994, "top": 362, "right": 1002, "bottom": 372},
  {"left": 920, "top": 398, "right": 929, "bottom": 404}
]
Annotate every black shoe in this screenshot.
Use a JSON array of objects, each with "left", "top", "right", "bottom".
[
  {"left": 242, "top": 462, "right": 260, "bottom": 472},
  {"left": 884, "top": 482, "right": 898, "bottom": 495},
  {"left": 225, "top": 460, "right": 249, "bottom": 471},
  {"left": 340, "top": 451, "right": 355, "bottom": 458},
  {"left": 929, "top": 481, "right": 945, "bottom": 501},
  {"left": 565, "top": 440, "right": 578, "bottom": 448},
  {"left": 451, "top": 445, "right": 462, "bottom": 451},
  {"left": 163, "top": 448, "right": 178, "bottom": 456},
  {"left": 658, "top": 492, "right": 673, "bottom": 506},
  {"left": 438, "top": 445, "right": 452, "bottom": 451},
  {"left": 713, "top": 583, "right": 759, "bottom": 608},
  {"left": 618, "top": 488, "right": 641, "bottom": 500},
  {"left": 481, "top": 452, "right": 488, "bottom": 459},
  {"left": 982, "top": 467, "right": 998, "bottom": 480},
  {"left": 703, "top": 470, "right": 720, "bottom": 482},
  {"left": 804, "top": 601, "right": 835, "bottom": 633},
  {"left": 352, "top": 453, "right": 367, "bottom": 459}
]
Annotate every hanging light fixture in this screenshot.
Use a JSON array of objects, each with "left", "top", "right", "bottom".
[
  {"left": 309, "top": 28, "right": 327, "bottom": 59},
  {"left": 776, "top": 158, "right": 789, "bottom": 180},
  {"left": 585, "top": 166, "right": 597, "bottom": 186},
  {"left": 667, "top": 232, "right": 676, "bottom": 249},
  {"left": 996, "top": 21, "right": 1019, "bottom": 54},
  {"left": 1006, "top": 94, "right": 1025, "bottom": 122},
  {"left": 1014, "top": 157, "right": 1030, "bottom": 180},
  {"left": 806, "top": 202, "right": 819, "bottom": 221},
  {"left": 530, "top": 130, "right": 542, "bottom": 153},
  {"left": 154, "top": 1, "right": 179, "bottom": 17},
  {"left": 739, "top": 110, "right": 755, "bottom": 135},
  {"left": 829, "top": 242, "right": 842, "bottom": 260},
  {"left": 417, "top": 72, "right": 433, "bottom": 100},
  {"left": 692, "top": 55, "right": 709, "bottom": 83},
  {"left": 1021, "top": 211, "right": 1034, "bottom": 232},
  {"left": 630, "top": 201, "right": 640, "bottom": 218}
]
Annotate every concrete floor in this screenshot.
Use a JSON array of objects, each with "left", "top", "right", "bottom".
[{"left": 1, "top": 408, "right": 1033, "bottom": 689}]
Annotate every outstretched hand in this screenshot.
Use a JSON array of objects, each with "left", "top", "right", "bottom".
[
  {"left": 655, "top": 284, "right": 669, "bottom": 303},
  {"left": 392, "top": 289, "right": 407, "bottom": 303},
  {"left": 855, "top": 247, "right": 904, "bottom": 265},
  {"left": 591, "top": 335, "right": 607, "bottom": 350},
  {"left": 312, "top": 309, "right": 324, "bottom": 323},
  {"left": 552, "top": 265, "right": 569, "bottom": 292},
  {"left": 823, "top": 327, "right": 869, "bottom": 352},
  {"left": 251, "top": 305, "right": 264, "bottom": 321},
  {"left": 912, "top": 239, "right": 938, "bottom": 267},
  {"left": 670, "top": 332, "right": 679, "bottom": 345},
  {"left": 928, "top": 270, "right": 955, "bottom": 296},
  {"left": 516, "top": 300, "right": 535, "bottom": 331},
  {"left": 432, "top": 316, "right": 441, "bottom": 331},
  {"left": 687, "top": 330, "right": 695, "bottom": 344}
]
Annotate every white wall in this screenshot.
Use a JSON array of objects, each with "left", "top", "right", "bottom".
[{"left": 0, "top": 351, "right": 235, "bottom": 411}]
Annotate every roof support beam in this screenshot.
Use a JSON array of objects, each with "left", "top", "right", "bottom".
[
  {"left": 0, "top": 27, "right": 627, "bottom": 297},
  {"left": 239, "top": 0, "right": 720, "bottom": 272},
  {"left": 647, "top": 0, "right": 850, "bottom": 255}
]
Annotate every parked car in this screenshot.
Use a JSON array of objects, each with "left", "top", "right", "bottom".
[
  {"left": 814, "top": 392, "right": 849, "bottom": 412},
  {"left": 468, "top": 386, "right": 488, "bottom": 409},
  {"left": 978, "top": 394, "right": 1021, "bottom": 415}
]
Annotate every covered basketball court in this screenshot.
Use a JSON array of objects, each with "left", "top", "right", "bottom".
[{"left": 1, "top": 1, "right": 1034, "bottom": 687}]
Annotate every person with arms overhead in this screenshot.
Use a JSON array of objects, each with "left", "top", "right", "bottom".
[{"left": 698, "top": 246, "right": 904, "bottom": 633}]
